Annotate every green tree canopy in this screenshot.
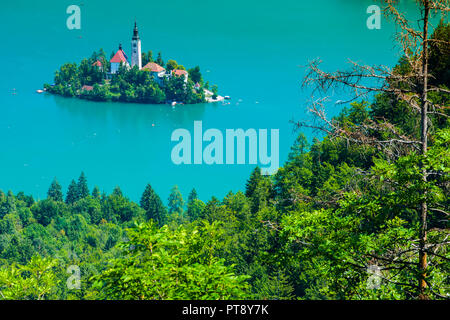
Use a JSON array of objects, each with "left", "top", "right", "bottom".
[{"left": 90, "top": 221, "right": 250, "bottom": 299}]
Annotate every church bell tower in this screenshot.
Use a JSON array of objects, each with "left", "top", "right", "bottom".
[{"left": 131, "top": 22, "right": 142, "bottom": 69}]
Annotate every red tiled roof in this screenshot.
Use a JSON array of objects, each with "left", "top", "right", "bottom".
[
  {"left": 142, "top": 62, "right": 165, "bottom": 73},
  {"left": 110, "top": 49, "right": 128, "bottom": 63},
  {"left": 81, "top": 85, "right": 94, "bottom": 91},
  {"left": 92, "top": 60, "right": 102, "bottom": 67},
  {"left": 173, "top": 69, "right": 188, "bottom": 77}
]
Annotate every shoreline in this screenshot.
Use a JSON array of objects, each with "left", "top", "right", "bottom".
[
  {"left": 204, "top": 88, "right": 225, "bottom": 103},
  {"left": 40, "top": 89, "right": 227, "bottom": 105}
]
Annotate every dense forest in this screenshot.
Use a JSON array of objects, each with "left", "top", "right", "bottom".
[
  {"left": 1, "top": 3, "right": 448, "bottom": 300},
  {"left": 44, "top": 49, "right": 212, "bottom": 105}
]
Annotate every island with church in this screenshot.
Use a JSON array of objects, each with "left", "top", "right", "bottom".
[{"left": 44, "top": 22, "right": 223, "bottom": 105}]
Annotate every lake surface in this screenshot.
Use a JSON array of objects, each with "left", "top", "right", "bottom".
[{"left": 0, "top": 0, "right": 419, "bottom": 202}]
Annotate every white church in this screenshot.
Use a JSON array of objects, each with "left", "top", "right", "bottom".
[
  {"left": 109, "top": 23, "right": 188, "bottom": 83},
  {"left": 109, "top": 22, "right": 140, "bottom": 73}
]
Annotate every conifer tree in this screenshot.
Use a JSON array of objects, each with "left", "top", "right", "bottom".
[
  {"left": 187, "top": 188, "right": 198, "bottom": 204},
  {"left": 200, "top": 196, "right": 221, "bottom": 222},
  {"left": 77, "top": 172, "right": 89, "bottom": 199},
  {"left": 16, "top": 192, "right": 34, "bottom": 207},
  {"left": 47, "top": 178, "right": 63, "bottom": 202},
  {"left": 168, "top": 185, "right": 184, "bottom": 216},
  {"left": 141, "top": 50, "right": 153, "bottom": 66},
  {"left": 140, "top": 184, "right": 167, "bottom": 226},
  {"left": 156, "top": 52, "right": 164, "bottom": 67},
  {"left": 112, "top": 186, "right": 123, "bottom": 197},
  {"left": 288, "top": 133, "right": 309, "bottom": 163},
  {"left": 92, "top": 186, "right": 101, "bottom": 199},
  {"left": 249, "top": 178, "right": 273, "bottom": 214},
  {"left": 5, "top": 191, "right": 16, "bottom": 214},
  {"left": 245, "top": 167, "right": 262, "bottom": 198},
  {"left": 0, "top": 190, "right": 5, "bottom": 208},
  {"left": 66, "top": 180, "right": 79, "bottom": 204},
  {"left": 187, "top": 188, "right": 204, "bottom": 221}
]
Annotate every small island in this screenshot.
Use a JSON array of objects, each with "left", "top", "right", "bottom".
[{"left": 44, "top": 22, "right": 222, "bottom": 105}]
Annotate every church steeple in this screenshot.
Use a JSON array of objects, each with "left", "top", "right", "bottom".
[
  {"left": 131, "top": 21, "right": 142, "bottom": 69},
  {"left": 133, "top": 21, "right": 139, "bottom": 40}
]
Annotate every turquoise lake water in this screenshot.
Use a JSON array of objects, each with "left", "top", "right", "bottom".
[{"left": 0, "top": 0, "right": 420, "bottom": 202}]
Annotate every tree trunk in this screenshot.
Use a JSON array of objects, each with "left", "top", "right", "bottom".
[{"left": 418, "top": 0, "right": 430, "bottom": 300}]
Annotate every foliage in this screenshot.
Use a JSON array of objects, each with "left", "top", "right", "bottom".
[
  {"left": 90, "top": 221, "right": 250, "bottom": 299},
  {"left": 0, "top": 255, "right": 60, "bottom": 300}
]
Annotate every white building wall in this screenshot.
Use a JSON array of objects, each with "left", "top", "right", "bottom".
[
  {"left": 131, "top": 39, "right": 142, "bottom": 69},
  {"left": 111, "top": 62, "right": 120, "bottom": 74}
]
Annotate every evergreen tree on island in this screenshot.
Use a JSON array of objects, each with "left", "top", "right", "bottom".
[{"left": 156, "top": 52, "right": 164, "bottom": 67}]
